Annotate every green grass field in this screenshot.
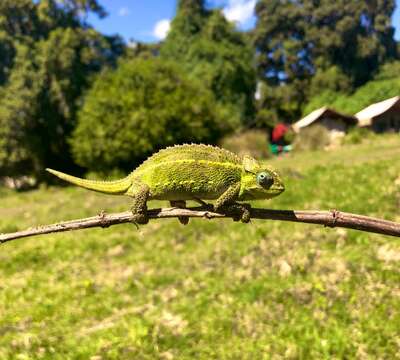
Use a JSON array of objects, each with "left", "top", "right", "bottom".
[{"left": 1, "top": 135, "right": 400, "bottom": 359}]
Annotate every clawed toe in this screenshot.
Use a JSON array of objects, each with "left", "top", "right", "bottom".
[
  {"left": 132, "top": 212, "right": 149, "bottom": 225},
  {"left": 216, "top": 203, "right": 251, "bottom": 223}
]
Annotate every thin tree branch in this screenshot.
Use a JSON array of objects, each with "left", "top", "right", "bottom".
[{"left": 1, "top": 207, "right": 399, "bottom": 244}]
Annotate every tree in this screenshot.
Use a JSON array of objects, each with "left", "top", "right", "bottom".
[
  {"left": 161, "top": 1, "right": 256, "bottom": 128},
  {"left": 70, "top": 58, "right": 225, "bottom": 172},
  {"left": 0, "top": 43, "right": 42, "bottom": 176},
  {"left": 161, "top": 0, "right": 208, "bottom": 59},
  {"left": 254, "top": 0, "right": 398, "bottom": 122},
  {"left": 0, "top": 0, "right": 123, "bottom": 178},
  {"left": 303, "top": 61, "right": 400, "bottom": 115}
]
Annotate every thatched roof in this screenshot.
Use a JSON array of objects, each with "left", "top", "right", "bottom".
[
  {"left": 292, "top": 107, "right": 357, "bottom": 132},
  {"left": 355, "top": 96, "right": 400, "bottom": 127}
]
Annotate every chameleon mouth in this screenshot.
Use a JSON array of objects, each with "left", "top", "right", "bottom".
[
  {"left": 270, "top": 184, "right": 285, "bottom": 194},
  {"left": 247, "top": 185, "right": 284, "bottom": 199}
]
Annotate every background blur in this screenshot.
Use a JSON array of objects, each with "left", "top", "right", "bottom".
[
  {"left": 1, "top": 1, "right": 400, "bottom": 358},
  {"left": 0, "top": 0, "right": 399, "bottom": 181}
]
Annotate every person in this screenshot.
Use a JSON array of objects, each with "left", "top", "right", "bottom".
[{"left": 269, "top": 123, "right": 293, "bottom": 155}]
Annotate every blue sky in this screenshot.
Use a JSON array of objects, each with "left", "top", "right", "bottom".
[{"left": 88, "top": 0, "right": 400, "bottom": 43}]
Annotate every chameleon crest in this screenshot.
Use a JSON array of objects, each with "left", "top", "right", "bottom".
[{"left": 47, "top": 144, "right": 284, "bottom": 224}]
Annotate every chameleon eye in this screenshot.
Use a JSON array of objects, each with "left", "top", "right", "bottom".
[{"left": 257, "top": 172, "right": 274, "bottom": 188}]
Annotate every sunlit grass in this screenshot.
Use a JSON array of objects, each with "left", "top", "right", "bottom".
[{"left": 0, "top": 134, "right": 400, "bottom": 359}]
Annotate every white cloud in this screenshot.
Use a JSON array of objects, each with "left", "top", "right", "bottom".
[
  {"left": 153, "top": 19, "right": 171, "bottom": 40},
  {"left": 223, "top": 0, "right": 256, "bottom": 25},
  {"left": 118, "top": 7, "right": 130, "bottom": 17}
]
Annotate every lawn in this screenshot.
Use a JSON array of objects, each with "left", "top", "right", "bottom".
[{"left": 1, "top": 134, "right": 400, "bottom": 359}]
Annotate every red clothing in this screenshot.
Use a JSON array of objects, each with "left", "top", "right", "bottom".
[{"left": 272, "top": 123, "right": 288, "bottom": 143}]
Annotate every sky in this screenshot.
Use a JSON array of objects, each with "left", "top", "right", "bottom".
[{"left": 88, "top": 0, "right": 400, "bottom": 43}]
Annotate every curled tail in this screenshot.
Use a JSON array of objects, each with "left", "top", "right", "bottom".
[{"left": 46, "top": 168, "right": 132, "bottom": 195}]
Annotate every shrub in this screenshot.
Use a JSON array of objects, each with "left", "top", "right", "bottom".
[
  {"left": 342, "top": 127, "right": 376, "bottom": 145},
  {"left": 219, "top": 130, "right": 270, "bottom": 159},
  {"left": 255, "top": 108, "right": 278, "bottom": 130},
  {"left": 292, "top": 125, "right": 331, "bottom": 152},
  {"left": 71, "top": 58, "right": 225, "bottom": 172}
]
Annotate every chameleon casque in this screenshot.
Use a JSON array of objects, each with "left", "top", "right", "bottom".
[{"left": 46, "top": 144, "right": 285, "bottom": 224}]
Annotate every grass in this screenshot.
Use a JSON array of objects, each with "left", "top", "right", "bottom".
[{"left": 1, "top": 134, "right": 400, "bottom": 359}]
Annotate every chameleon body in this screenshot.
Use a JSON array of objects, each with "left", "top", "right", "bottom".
[{"left": 46, "top": 144, "right": 285, "bottom": 224}]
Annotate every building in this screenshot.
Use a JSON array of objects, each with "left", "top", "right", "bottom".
[
  {"left": 355, "top": 96, "right": 400, "bottom": 132},
  {"left": 292, "top": 107, "right": 357, "bottom": 141}
]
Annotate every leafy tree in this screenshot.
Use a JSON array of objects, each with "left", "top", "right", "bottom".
[
  {"left": 0, "top": 0, "right": 38, "bottom": 86},
  {"left": 373, "top": 61, "right": 400, "bottom": 81},
  {"left": 125, "top": 41, "right": 161, "bottom": 60},
  {"left": 161, "top": 1, "right": 256, "bottom": 128},
  {"left": 309, "top": 66, "right": 351, "bottom": 97},
  {"left": 255, "top": 80, "right": 305, "bottom": 129},
  {"left": 0, "top": 43, "right": 42, "bottom": 176},
  {"left": 302, "top": 90, "right": 342, "bottom": 116},
  {"left": 70, "top": 58, "right": 225, "bottom": 172},
  {"left": 0, "top": 0, "right": 123, "bottom": 178},
  {"left": 161, "top": 0, "right": 208, "bottom": 59},
  {"left": 303, "top": 61, "right": 400, "bottom": 115},
  {"left": 254, "top": 0, "right": 398, "bottom": 121},
  {"left": 335, "top": 77, "right": 400, "bottom": 115}
]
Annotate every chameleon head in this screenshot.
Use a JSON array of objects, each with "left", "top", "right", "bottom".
[{"left": 238, "top": 155, "right": 285, "bottom": 201}]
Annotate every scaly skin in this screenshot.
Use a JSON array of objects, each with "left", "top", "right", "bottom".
[{"left": 46, "top": 144, "right": 285, "bottom": 224}]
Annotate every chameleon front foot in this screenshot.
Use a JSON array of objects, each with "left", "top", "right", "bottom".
[{"left": 216, "top": 203, "right": 252, "bottom": 223}]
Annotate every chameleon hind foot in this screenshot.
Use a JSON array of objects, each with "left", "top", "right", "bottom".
[
  {"left": 131, "top": 207, "right": 149, "bottom": 225},
  {"left": 132, "top": 211, "right": 149, "bottom": 225},
  {"left": 129, "top": 183, "right": 150, "bottom": 225},
  {"left": 170, "top": 200, "right": 189, "bottom": 225}
]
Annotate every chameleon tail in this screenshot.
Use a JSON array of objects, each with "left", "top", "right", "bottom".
[{"left": 46, "top": 168, "right": 132, "bottom": 195}]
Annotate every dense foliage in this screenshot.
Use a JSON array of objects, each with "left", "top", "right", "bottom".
[
  {"left": 0, "top": 0, "right": 123, "bottom": 178},
  {"left": 161, "top": 0, "right": 256, "bottom": 129},
  {"left": 254, "top": 0, "right": 398, "bottom": 122},
  {"left": 303, "top": 61, "right": 400, "bottom": 115},
  {"left": 71, "top": 58, "right": 225, "bottom": 172}
]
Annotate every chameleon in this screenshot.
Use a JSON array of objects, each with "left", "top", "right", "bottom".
[{"left": 46, "top": 144, "right": 285, "bottom": 224}]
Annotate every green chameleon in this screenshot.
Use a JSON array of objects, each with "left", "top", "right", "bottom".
[{"left": 46, "top": 144, "right": 284, "bottom": 224}]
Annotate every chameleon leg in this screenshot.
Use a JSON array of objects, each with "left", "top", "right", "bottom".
[
  {"left": 170, "top": 200, "right": 189, "bottom": 225},
  {"left": 127, "top": 180, "right": 150, "bottom": 225},
  {"left": 214, "top": 183, "right": 251, "bottom": 223}
]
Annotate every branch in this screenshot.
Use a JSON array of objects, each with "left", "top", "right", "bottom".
[{"left": 1, "top": 207, "right": 399, "bottom": 244}]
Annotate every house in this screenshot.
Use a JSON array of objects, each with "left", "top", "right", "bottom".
[
  {"left": 355, "top": 96, "right": 400, "bottom": 132},
  {"left": 292, "top": 107, "right": 357, "bottom": 141}
]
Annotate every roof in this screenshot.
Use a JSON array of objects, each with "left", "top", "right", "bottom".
[
  {"left": 355, "top": 96, "right": 400, "bottom": 127},
  {"left": 292, "top": 107, "right": 357, "bottom": 132}
]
